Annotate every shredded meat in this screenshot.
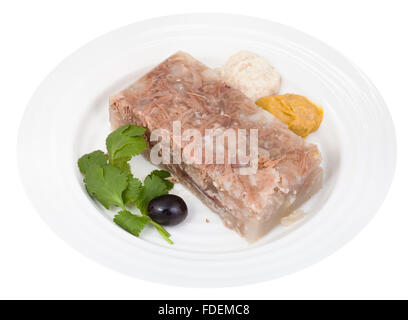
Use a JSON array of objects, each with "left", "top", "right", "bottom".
[{"left": 109, "top": 51, "right": 323, "bottom": 242}]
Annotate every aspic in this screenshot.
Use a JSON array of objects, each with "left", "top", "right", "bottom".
[{"left": 79, "top": 51, "right": 324, "bottom": 243}]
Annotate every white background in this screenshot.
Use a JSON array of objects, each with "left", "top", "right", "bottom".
[{"left": 0, "top": 0, "right": 406, "bottom": 299}]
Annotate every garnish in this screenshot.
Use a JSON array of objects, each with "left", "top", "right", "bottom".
[
  {"left": 83, "top": 163, "right": 128, "bottom": 210},
  {"left": 148, "top": 170, "right": 174, "bottom": 190},
  {"left": 114, "top": 210, "right": 172, "bottom": 244},
  {"left": 77, "top": 150, "right": 108, "bottom": 175},
  {"left": 148, "top": 195, "right": 188, "bottom": 226},
  {"left": 123, "top": 177, "right": 143, "bottom": 206},
  {"left": 135, "top": 174, "right": 172, "bottom": 215},
  {"left": 78, "top": 124, "right": 175, "bottom": 244},
  {"left": 106, "top": 124, "right": 147, "bottom": 172},
  {"left": 114, "top": 210, "right": 150, "bottom": 237}
]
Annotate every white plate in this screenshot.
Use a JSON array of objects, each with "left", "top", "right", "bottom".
[{"left": 18, "top": 14, "right": 396, "bottom": 287}]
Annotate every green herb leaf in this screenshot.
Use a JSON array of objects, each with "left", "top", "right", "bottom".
[
  {"left": 148, "top": 170, "right": 174, "bottom": 190},
  {"left": 121, "top": 171, "right": 174, "bottom": 244},
  {"left": 78, "top": 125, "right": 175, "bottom": 244},
  {"left": 148, "top": 218, "right": 173, "bottom": 244},
  {"left": 112, "top": 157, "right": 132, "bottom": 173},
  {"left": 114, "top": 210, "right": 150, "bottom": 237},
  {"left": 78, "top": 150, "right": 108, "bottom": 175},
  {"left": 113, "top": 210, "right": 173, "bottom": 244},
  {"left": 126, "top": 170, "right": 173, "bottom": 206},
  {"left": 123, "top": 177, "right": 143, "bottom": 205},
  {"left": 135, "top": 174, "right": 170, "bottom": 215},
  {"left": 83, "top": 164, "right": 128, "bottom": 209},
  {"left": 106, "top": 125, "right": 146, "bottom": 170}
]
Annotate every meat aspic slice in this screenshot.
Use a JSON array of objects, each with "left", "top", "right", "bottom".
[{"left": 110, "top": 52, "right": 323, "bottom": 242}]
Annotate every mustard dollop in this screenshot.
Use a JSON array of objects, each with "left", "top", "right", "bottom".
[{"left": 256, "top": 94, "right": 323, "bottom": 138}]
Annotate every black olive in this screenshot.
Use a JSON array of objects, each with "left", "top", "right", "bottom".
[{"left": 147, "top": 194, "right": 188, "bottom": 226}]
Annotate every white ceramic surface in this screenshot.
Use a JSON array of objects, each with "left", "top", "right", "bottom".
[{"left": 18, "top": 14, "right": 396, "bottom": 287}]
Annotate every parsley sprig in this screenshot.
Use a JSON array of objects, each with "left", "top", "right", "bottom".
[{"left": 78, "top": 125, "right": 174, "bottom": 244}]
